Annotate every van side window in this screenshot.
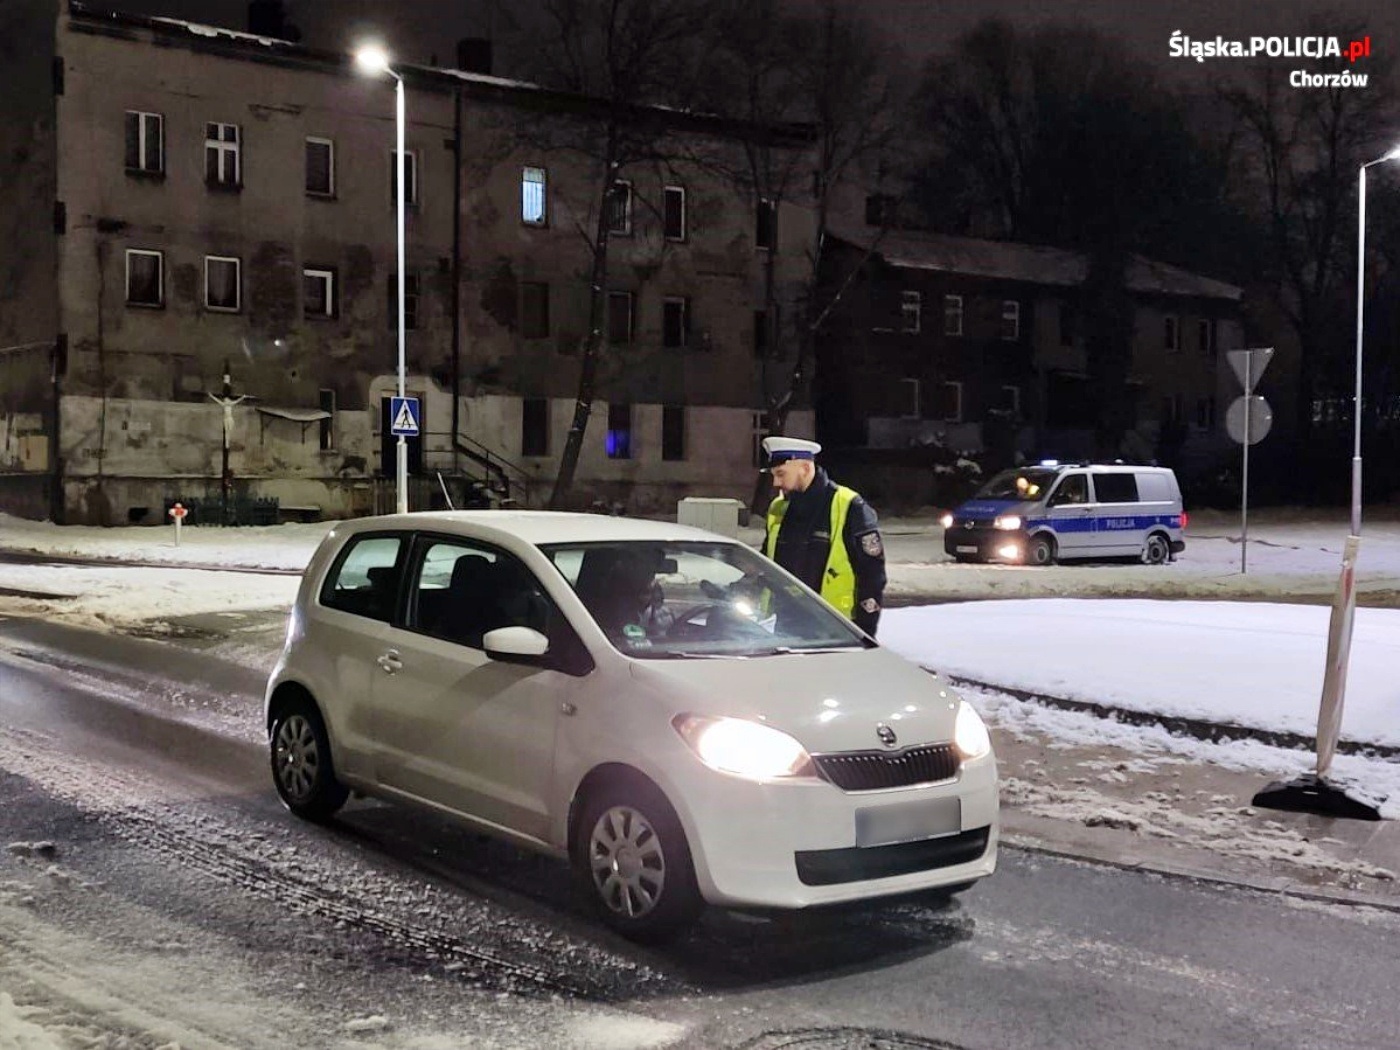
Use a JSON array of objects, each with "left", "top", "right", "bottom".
[
  {"left": 1094, "top": 473, "right": 1139, "bottom": 503},
  {"left": 1050, "top": 474, "right": 1089, "bottom": 505},
  {"left": 320, "top": 535, "right": 404, "bottom": 622}
]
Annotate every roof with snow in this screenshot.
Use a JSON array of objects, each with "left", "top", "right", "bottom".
[{"left": 829, "top": 222, "right": 1242, "bottom": 302}]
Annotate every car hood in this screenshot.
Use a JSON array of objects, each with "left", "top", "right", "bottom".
[
  {"left": 955, "top": 498, "right": 1031, "bottom": 521},
  {"left": 628, "top": 648, "right": 961, "bottom": 754}
]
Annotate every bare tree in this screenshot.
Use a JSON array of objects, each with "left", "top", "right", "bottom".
[
  {"left": 705, "top": 0, "right": 910, "bottom": 508},
  {"left": 513, "top": 0, "right": 714, "bottom": 509}
]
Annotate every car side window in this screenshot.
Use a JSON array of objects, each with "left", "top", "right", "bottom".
[
  {"left": 320, "top": 535, "right": 405, "bottom": 622},
  {"left": 1094, "top": 473, "right": 1139, "bottom": 502},
  {"left": 1050, "top": 474, "right": 1089, "bottom": 506},
  {"left": 409, "top": 538, "right": 554, "bottom": 650}
]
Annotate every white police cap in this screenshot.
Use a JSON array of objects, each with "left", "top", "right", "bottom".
[{"left": 762, "top": 436, "right": 822, "bottom": 466}]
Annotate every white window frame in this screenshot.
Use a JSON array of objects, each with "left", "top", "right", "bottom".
[
  {"left": 303, "top": 267, "right": 335, "bottom": 319},
  {"left": 205, "top": 122, "right": 241, "bottom": 187},
  {"left": 1001, "top": 299, "right": 1020, "bottom": 341},
  {"left": 901, "top": 290, "right": 922, "bottom": 334},
  {"left": 391, "top": 149, "right": 419, "bottom": 207},
  {"left": 899, "top": 377, "right": 921, "bottom": 418},
  {"left": 607, "top": 291, "right": 634, "bottom": 344},
  {"left": 125, "top": 249, "right": 164, "bottom": 307},
  {"left": 607, "top": 179, "right": 633, "bottom": 236},
  {"left": 522, "top": 166, "right": 547, "bottom": 226},
  {"left": 662, "top": 296, "right": 689, "bottom": 348},
  {"left": 941, "top": 380, "right": 963, "bottom": 423},
  {"left": 305, "top": 136, "right": 335, "bottom": 197},
  {"left": 944, "top": 294, "right": 963, "bottom": 337},
  {"left": 125, "top": 110, "right": 163, "bottom": 173},
  {"left": 663, "top": 185, "right": 687, "bottom": 241},
  {"left": 1165, "top": 314, "right": 1181, "bottom": 352},
  {"left": 1002, "top": 384, "right": 1021, "bottom": 417},
  {"left": 203, "top": 255, "right": 241, "bottom": 312}
]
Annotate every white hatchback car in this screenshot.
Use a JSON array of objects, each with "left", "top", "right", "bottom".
[{"left": 266, "top": 512, "right": 998, "bottom": 940}]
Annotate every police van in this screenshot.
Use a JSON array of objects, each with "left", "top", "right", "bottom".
[{"left": 941, "top": 462, "right": 1186, "bottom": 566}]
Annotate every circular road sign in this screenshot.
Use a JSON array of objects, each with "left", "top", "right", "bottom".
[{"left": 1226, "top": 395, "right": 1273, "bottom": 445}]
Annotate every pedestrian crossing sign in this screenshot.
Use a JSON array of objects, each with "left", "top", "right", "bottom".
[{"left": 389, "top": 396, "right": 420, "bottom": 437}]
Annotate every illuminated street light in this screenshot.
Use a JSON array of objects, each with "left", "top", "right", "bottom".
[{"left": 355, "top": 43, "right": 409, "bottom": 514}]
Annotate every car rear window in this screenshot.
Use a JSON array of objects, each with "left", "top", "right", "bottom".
[{"left": 320, "top": 534, "right": 404, "bottom": 622}]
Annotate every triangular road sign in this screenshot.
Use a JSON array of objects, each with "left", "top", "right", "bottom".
[{"left": 1227, "top": 347, "right": 1274, "bottom": 392}]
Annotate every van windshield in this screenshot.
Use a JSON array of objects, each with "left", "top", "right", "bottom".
[{"left": 974, "top": 468, "right": 1060, "bottom": 501}]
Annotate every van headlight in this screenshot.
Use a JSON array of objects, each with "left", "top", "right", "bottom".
[
  {"left": 673, "top": 715, "right": 814, "bottom": 779},
  {"left": 939, "top": 513, "right": 954, "bottom": 529},
  {"left": 954, "top": 701, "right": 992, "bottom": 759},
  {"left": 993, "top": 515, "right": 1022, "bottom": 530}
]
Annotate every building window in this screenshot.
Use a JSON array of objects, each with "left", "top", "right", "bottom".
[
  {"left": 124, "top": 111, "right": 163, "bottom": 174},
  {"left": 1059, "top": 303, "right": 1077, "bottom": 346},
  {"left": 606, "top": 403, "right": 632, "bottom": 459},
  {"left": 751, "top": 412, "right": 770, "bottom": 467},
  {"left": 939, "top": 380, "right": 963, "bottom": 422},
  {"left": 521, "top": 282, "right": 550, "bottom": 339},
  {"left": 663, "top": 185, "right": 686, "bottom": 241},
  {"left": 521, "top": 166, "right": 547, "bottom": 226},
  {"left": 305, "top": 137, "right": 334, "bottom": 196},
  {"left": 943, "top": 294, "right": 963, "bottom": 336},
  {"left": 662, "top": 405, "right": 685, "bottom": 461},
  {"left": 522, "top": 398, "right": 549, "bottom": 457},
  {"left": 1198, "top": 317, "right": 1216, "bottom": 356},
  {"left": 125, "top": 249, "right": 163, "bottom": 307},
  {"left": 1001, "top": 300, "right": 1020, "bottom": 341},
  {"left": 899, "top": 378, "right": 920, "bottom": 418},
  {"left": 606, "top": 179, "right": 632, "bottom": 236},
  {"left": 391, "top": 149, "right": 419, "bottom": 206},
  {"left": 756, "top": 198, "right": 777, "bottom": 251},
  {"left": 204, "top": 255, "right": 240, "bottom": 312},
  {"left": 388, "top": 272, "right": 420, "bottom": 330},
  {"left": 901, "top": 291, "right": 922, "bottom": 334},
  {"left": 318, "top": 388, "right": 336, "bottom": 451},
  {"left": 754, "top": 310, "right": 770, "bottom": 357},
  {"left": 1196, "top": 396, "right": 1216, "bottom": 430},
  {"left": 205, "top": 122, "right": 240, "bottom": 187},
  {"left": 607, "top": 291, "right": 633, "bottom": 344},
  {"left": 1163, "top": 392, "right": 1186, "bottom": 423},
  {"left": 1001, "top": 385, "right": 1021, "bottom": 417},
  {"left": 663, "top": 297, "right": 690, "bottom": 348},
  {"left": 1165, "top": 315, "right": 1180, "bottom": 352},
  {"left": 304, "top": 267, "right": 336, "bottom": 318}
]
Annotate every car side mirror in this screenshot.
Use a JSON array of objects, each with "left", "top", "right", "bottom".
[{"left": 483, "top": 626, "right": 550, "bottom": 663}]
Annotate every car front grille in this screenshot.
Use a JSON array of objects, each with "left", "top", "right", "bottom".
[
  {"left": 795, "top": 826, "right": 991, "bottom": 885},
  {"left": 813, "top": 743, "right": 961, "bottom": 791}
]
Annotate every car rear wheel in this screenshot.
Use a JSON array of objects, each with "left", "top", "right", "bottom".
[
  {"left": 1143, "top": 533, "right": 1171, "bottom": 565},
  {"left": 1028, "top": 534, "right": 1056, "bottom": 566},
  {"left": 270, "top": 699, "right": 348, "bottom": 822},
  {"left": 575, "top": 780, "right": 703, "bottom": 943}
]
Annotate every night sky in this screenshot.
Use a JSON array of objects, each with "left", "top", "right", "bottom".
[{"left": 104, "top": 0, "right": 1400, "bottom": 81}]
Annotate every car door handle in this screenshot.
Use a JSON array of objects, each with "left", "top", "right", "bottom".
[{"left": 377, "top": 650, "right": 403, "bottom": 674}]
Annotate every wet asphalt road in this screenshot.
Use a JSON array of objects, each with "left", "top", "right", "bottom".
[{"left": 2, "top": 615, "right": 1399, "bottom": 1049}]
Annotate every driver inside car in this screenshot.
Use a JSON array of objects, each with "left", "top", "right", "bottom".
[{"left": 593, "top": 548, "right": 675, "bottom": 643}]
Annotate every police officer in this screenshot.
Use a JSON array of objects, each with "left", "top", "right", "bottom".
[{"left": 761, "top": 436, "right": 886, "bottom": 636}]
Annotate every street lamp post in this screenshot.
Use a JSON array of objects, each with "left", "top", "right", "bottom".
[
  {"left": 355, "top": 44, "right": 409, "bottom": 515},
  {"left": 1352, "top": 146, "right": 1400, "bottom": 535}
]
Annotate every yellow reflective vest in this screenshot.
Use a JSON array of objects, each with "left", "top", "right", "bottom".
[{"left": 764, "top": 485, "right": 858, "bottom": 618}]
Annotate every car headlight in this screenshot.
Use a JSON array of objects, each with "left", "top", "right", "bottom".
[
  {"left": 673, "top": 715, "right": 814, "bottom": 779},
  {"left": 954, "top": 701, "right": 992, "bottom": 759},
  {"left": 993, "top": 515, "right": 1022, "bottom": 530},
  {"left": 939, "top": 513, "right": 954, "bottom": 529}
]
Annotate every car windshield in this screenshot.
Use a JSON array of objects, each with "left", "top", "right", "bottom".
[
  {"left": 541, "top": 540, "right": 870, "bottom": 659},
  {"left": 974, "top": 467, "right": 1060, "bottom": 501}
]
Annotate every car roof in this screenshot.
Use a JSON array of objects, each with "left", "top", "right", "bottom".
[{"left": 330, "top": 510, "right": 734, "bottom": 547}]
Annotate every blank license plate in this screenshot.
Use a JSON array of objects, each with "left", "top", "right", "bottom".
[
  {"left": 855, "top": 796, "right": 962, "bottom": 848},
  {"left": 956, "top": 545, "right": 978, "bottom": 554}
]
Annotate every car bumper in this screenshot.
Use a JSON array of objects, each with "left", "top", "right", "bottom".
[
  {"left": 944, "top": 527, "right": 1025, "bottom": 563},
  {"left": 668, "top": 754, "right": 999, "bottom": 909}
]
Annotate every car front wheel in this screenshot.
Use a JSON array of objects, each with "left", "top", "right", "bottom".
[
  {"left": 575, "top": 781, "right": 703, "bottom": 942},
  {"left": 1028, "top": 534, "right": 1056, "bottom": 566},
  {"left": 1143, "top": 533, "right": 1171, "bottom": 565},
  {"left": 270, "top": 699, "right": 348, "bottom": 822}
]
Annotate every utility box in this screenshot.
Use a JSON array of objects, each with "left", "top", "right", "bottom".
[{"left": 677, "top": 497, "right": 747, "bottom": 538}]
